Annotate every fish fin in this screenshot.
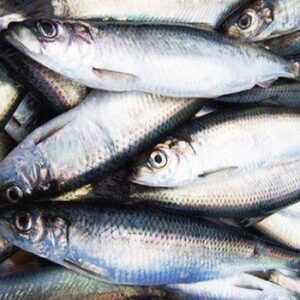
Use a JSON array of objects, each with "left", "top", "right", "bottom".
[
  {"left": 92, "top": 68, "right": 138, "bottom": 88},
  {"left": 257, "top": 79, "right": 277, "bottom": 88},
  {"left": 198, "top": 166, "right": 238, "bottom": 179},
  {"left": 34, "top": 115, "right": 76, "bottom": 146},
  {"left": 63, "top": 258, "right": 112, "bottom": 283},
  {"left": 291, "top": 60, "right": 300, "bottom": 81},
  {"left": 241, "top": 217, "right": 267, "bottom": 227}
]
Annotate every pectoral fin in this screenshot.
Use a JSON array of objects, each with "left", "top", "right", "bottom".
[
  {"left": 257, "top": 79, "right": 277, "bottom": 89},
  {"left": 198, "top": 166, "right": 238, "bottom": 179},
  {"left": 63, "top": 258, "right": 112, "bottom": 283},
  {"left": 92, "top": 68, "right": 138, "bottom": 89}
]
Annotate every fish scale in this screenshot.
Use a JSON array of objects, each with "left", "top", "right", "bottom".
[{"left": 0, "top": 203, "right": 299, "bottom": 286}]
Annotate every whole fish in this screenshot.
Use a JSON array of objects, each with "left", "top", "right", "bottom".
[
  {"left": 130, "top": 106, "right": 300, "bottom": 187},
  {"left": 6, "top": 21, "right": 300, "bottom": 98},
  {"left": 224, "top": 0, "right": 300, "bottom": 42},
  {"left": 260, "top": 31, "right": 300, "bottom": 57},
  {"left": 0, "top": 62, "right": 24, "bottom": 130},
  {"left": 0, "top": 265, "right": 172, "bottom": 300},
  {"left": 0, "top": 0, "right": 248, "bottom": 30},
  {"left": 0, "top": 90, "right": 202, "bottom": 205},
  {"left": 0, "top": 202, "right": 299, "bottom": 285},
  {"left": 168, "top": 273, "right": 297, "bottom": 300},
  {"left": 252, "top": 202, "right": 300, "bottom": 250},
  {"left": 120, "top": 161, "right": 300, "bottom": 217},
  {"left": 218, "top": 81, "right": 300, "bottom": 108},
  {"left": 0, "top": 41, "right": 89, "bottom": 113},
  {"left": 5, "top": 94, "right": 49, "bottom": 143}
]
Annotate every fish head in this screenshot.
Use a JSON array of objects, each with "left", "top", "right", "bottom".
[
  {"left": 0, "top": 144, "right": 51, "bottom": 206},
  {"left": 6, "top": 20, "right": 94, "bottom": 75},
  {"left": 224, "top": 1, "right": 274, "bottom": 42},
  {"left": 129, "top": 139, "right": 197, "bottom": 187},
  {"left": 0, "top": 204, "right": 69, "bottom": 260}
]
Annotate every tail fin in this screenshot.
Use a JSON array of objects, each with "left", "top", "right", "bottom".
[{"left": 0, "top": 0, "right": 53, "bottom": 31}]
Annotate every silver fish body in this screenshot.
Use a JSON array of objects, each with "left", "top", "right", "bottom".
[
  {"left": 218, "top": 81, "right": 300, "bottom": 108},
  {"left": 254, "top": 202, "right": 300, "bottom": 250},
  {"left": 168, "top": 273, "right": 297, "bottom": 300},
  {"left": 0, "top": 265, "right": 171, "bottom": 300},
  {"left": 0, "top": 203, "right": 299, "bottom": 285},
  {"left": 6, "top": 22, "right": 299, "bottom": 98},
  {"left": 0, "top": 0, "right": 248, "bottom": 30},
  {"left": 130, "top": 106, "right": 300, "bottom": 187},
  {"left": 0, "top": 90, "right": 202, "bottom": 205},
  {"left": 127, "top": 161, "right": 300, "bottom": 217},
  {"left": 225, "top": 0, "right": 300, "bottom": 42}
]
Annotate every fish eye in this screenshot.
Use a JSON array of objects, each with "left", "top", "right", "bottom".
[
  {"left": 5, "top": 185, "right": 24, "bottom": 204},
  {"left": 149, "top": 150, "right": 168, "bottom": 169},
  {"left": 237, "top": 14, "right": 253, "bottom": 30},
  {"left": 36, "top": 20, "right": 58, "bottom": 39},
  {"left": 14, "top": 212, "right": 32, "bottom": 233}
]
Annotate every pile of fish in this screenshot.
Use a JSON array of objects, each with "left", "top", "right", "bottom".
[{"left": 0, "top": 0, "right": 299, "bottom": 299}]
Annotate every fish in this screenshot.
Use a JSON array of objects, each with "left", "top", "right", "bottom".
[
  {"left": 0, "top": 62, "right": 25, "bottom": 131},
  {"left": 5, "top": 94, "right": 50, "bottom": 143},
  {"left": 0, "top": 265, "right": 173, "bottom": 300},
  {"left": 168, "top": 273, "right": 297, "bottom": 300},
  {"left": 251, "top": 202, "right": 300, "bottom": 250},
  {"left": 6, "top": 21, "right": 300, "bottom": 98},
  {"left": 117, "top": 161, "right": 300, "bottom": 217},
  {"left": 0, "top": 202, "right": 299, "bottom": 285},
  {"left": 0, "top": 41, "right": 89, "bottom": 113},
  {"left": 130, "top": 106, "right": 300, "bottom": 187},
  {"left": 224, "top": 0, "right": 300, "bottom": 42},
  {"left": 0, "top": 90, "right": 203, "bottom": 205},
  {"left": 0, "top": 0, "right": 248, "bottom": 30},
  {"left": 218, "top": 81, "right": 300, "bottom": 108},
  {"left": 269, "top": 271, "right": 300, "bottom": 296},
  {"left": 260, "top": 31, "right": 300, "bottom": 57}
]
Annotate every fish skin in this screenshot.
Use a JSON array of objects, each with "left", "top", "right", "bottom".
[
  {"left": 0, "top": 202, "right": 299, "bottom": 286},
  {"left": 5, "top": 94, "right": 49, "bottom": 143},
  {"left": 6, "top": 22, "right": 299, "bottom": 98},
  {"left": 253, "top": 202, "right": 300, "bottom": 250},
  {"left": 0, "top": 62, "right": 24, "bottom": 131},
  {"left": 130, "top": 106, "right": 300, "bottom": 187},
  {"left": 0, "top": 0, "right": 248, "bottom": 29},
  {"left": 0, "top": 265, "right": 172, "bottom": 300},
  {"left": 0, "top": 90, "right": 203, "bottom": 205},
  {"left": 260, "top": 31, "right": 300, "bottom": 57},
  {"left": 218, "top": 81, "right": 300, "bottom": 108},
  {"left": 168, "top": 273, "right": 297, "bottom": 300},
  {"left": 224, "top": 0, "right": 300, "bottom": 42},
  {"left": 0, "top": 41, "right": 89, "bottom": 114}
]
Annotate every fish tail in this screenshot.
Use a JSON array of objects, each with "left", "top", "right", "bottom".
[{"left": 0, "top": 0, "right": 53, "bottom": 31}]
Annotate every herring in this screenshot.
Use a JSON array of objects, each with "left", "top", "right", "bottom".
[
  {"left": 0, "top": 202, "right": 299, "bottom": 285},
  {"left": 6, "top": 21, "right": 300, "bottom": 98}
]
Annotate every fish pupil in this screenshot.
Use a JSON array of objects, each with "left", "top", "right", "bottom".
[
  {"left": 37, "top": 20, "right": 58, "bottom": 38},
  {"left": 155, "top": 154, "right": 163, "bottom": 164},
  {"left": 238, "top": 14, "right": 252, "bottom": 29},
  {"left": 6, "top": 186, "right": 23, "bottom": 203}
]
